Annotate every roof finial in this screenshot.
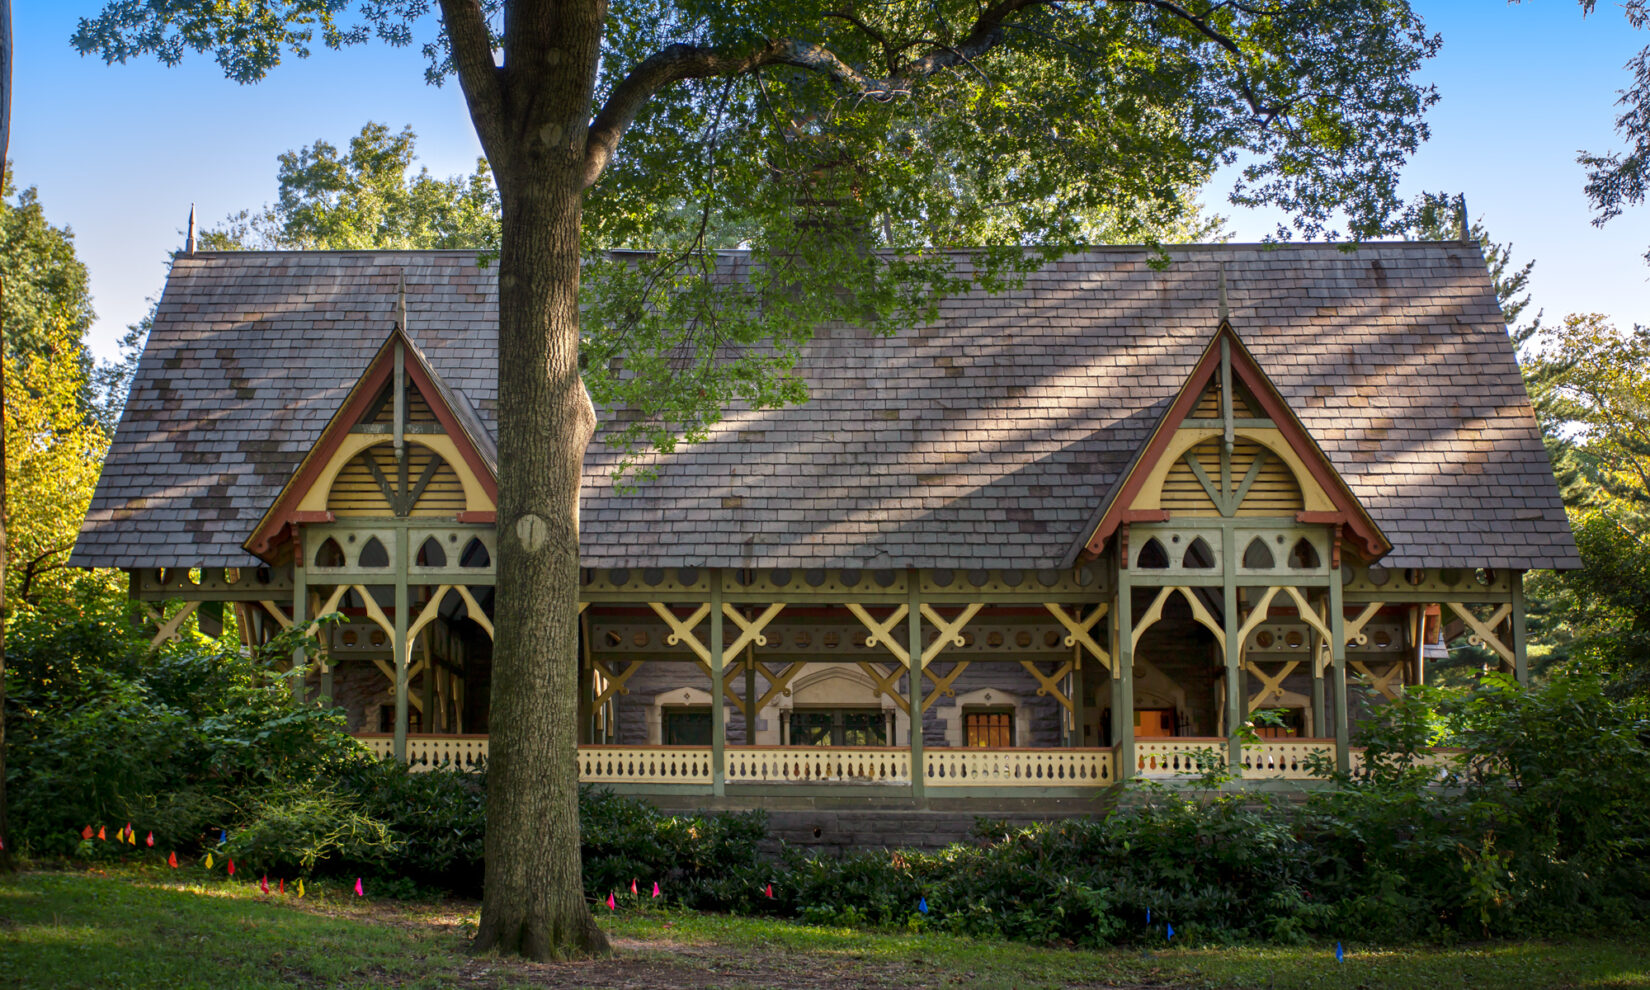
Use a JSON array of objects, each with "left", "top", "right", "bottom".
[
  {"left": 1217, "top": 265, "right": 1229, "bottom": 323},
  {"left": 186, "top": 204, "right": 197, "bottom": 254},
  {"left": 1456, "top": 193, "right": 1471, "bottom": 244},
  {"left": 396, "top": 272, "right": 407, "bottom": 333}
]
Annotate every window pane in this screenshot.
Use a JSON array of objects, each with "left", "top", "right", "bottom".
[
  {"left": 663, "top": 709, "right": 713, "bottom": 746},
  {"left": 841, "top": 710, "right": 887, "bottom": 746},
  {"left": 792, "top": 711, "right": 833, "bottom": 746},
  {"left": 966, "top": 711, "right": 1013, "bottom": 747}
]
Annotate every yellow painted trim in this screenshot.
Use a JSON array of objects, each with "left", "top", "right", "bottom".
[
  {"left": 1130, "top": 427, "right": 1335, "bottom": 513},
  {"left": 296, "top": 434, "right": 496, "bottom": 515}
]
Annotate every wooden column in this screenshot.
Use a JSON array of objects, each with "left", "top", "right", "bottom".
[
  {"left": 744, "top": 642, "right": 758, "bottom": 745},
  {"left": 1511, "top": 570, "right": 1529, "bottom": 685},
  {"left": 1331, "top": 575, "right": 1350, "bottom": 774},
  {"left": 1115, "top": 569, "right": 1135, "bottom": 780},
  {"left": 710, "top": 574, "right": 726, "bottom": 796},
  {"left": 292, "top": 539, "right": 308, "bottom": 705},
  {"left": 420, "top": 629, "right": 434, "bottom": 733},
  {"left": 318, "top": 587, "right": 334, "bottom": 703},
  {"left": 392, "top": 530, "right": 411, "bottom": 762},
  {"left": 907, "top": 573, "right": 926, "bottom": 800},
  {"left": 1070, "top": 639, "right": 1086, "bottom": 747},
  {"left": 1311, "top": 597, "right": 1327, "bottom": 738},
  {"left": 1222, "top": 547, "right": 1242, "bottom": 771}
]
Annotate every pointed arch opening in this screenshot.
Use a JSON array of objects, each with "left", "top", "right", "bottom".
[
  {"left": 460, "top": 537, "right": 491, "bottom": 569},
  {"left": 1137, "top": 538, "right": 1170, "bottom": 569},
  {"left": 1182, "top": 537, "right": 1216, "bottom": 569},
  {"left": 314, "top": 538, "right": 346, "bottom": 568},
  {"left": 416, "top": 537, "right": 447, "bottom": 568},
  {"left": 1288, "top": 538, "right": 1320, "bottom": 569},
  {"left": 358, "top": 536, "right": 389, "bottom": 568},
  {"left": 1242, "top": 537, "right": 1275, "bottom": 570}
]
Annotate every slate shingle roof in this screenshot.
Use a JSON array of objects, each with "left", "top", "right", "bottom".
[{"left": 72, "top": 243, "right": 1579, "bottom": 572}]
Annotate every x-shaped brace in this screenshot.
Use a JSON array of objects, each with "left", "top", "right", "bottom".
[
  {"left": 1442, "top": 602, "right": 1514, "bottom": 664},
  {"left": 647, "top": 602, "right": 744, "bottom": 709},
  {"left": 855, "top": 661, "right": 911, "bottom": 714},
  {"left": 1043, "top": 603, "right": 1111, "bottom": 674},
  {"left": 1350, "top": 659, "right": 1405, "bottom": 700},
  {"left": 1245, "top": 659, "right": 1301, "bottom": 710},
  {"left": 592, "top": 657, "right": 646, "bottom": 707},
  {"left": 847, "top": 604, "right": 911, "bottom": 664},
  {"left": 921, "top": 661, "right": 973, "bottom": 712},
  {"left": 149, "top": 601, "right": 200, "bottom": 649},
  {"left": 1019, "top": 659, "right": 1076, "bottom": 712},
  {"left": 723, "top": 602, "right": 785, "bottom": 657},
  {"left": 750, "top": 660, "right": 807, "bottom": 714}
]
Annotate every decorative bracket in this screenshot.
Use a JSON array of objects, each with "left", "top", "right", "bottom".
[
  {"left": 1019, "top": 659, "right": 1076, "bottom": 712},
  {"left": 1043, "top": 603, "right": 1111, "bottom": 673}
]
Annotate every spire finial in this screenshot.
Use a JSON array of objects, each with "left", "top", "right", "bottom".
[
  {"left": 186, "top": 204, "right": 197, "bottom": 254},
  {"left": 1217, "top": 265, "right": 1229, "bottom": 323},
  {"left": 396, "top": 272, "right": 407, "bottom": 333},
  {"left": 1456, "top": 193, "right": 1471, "bottom": 244}
]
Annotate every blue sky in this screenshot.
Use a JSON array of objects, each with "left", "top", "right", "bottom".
[{"left": 9, "top": 3, "right": 1648, "bottom": 362}]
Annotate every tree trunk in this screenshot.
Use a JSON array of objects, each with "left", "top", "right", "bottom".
[{"left": 472, "top": 0, "right": 607, "bottom": 959}]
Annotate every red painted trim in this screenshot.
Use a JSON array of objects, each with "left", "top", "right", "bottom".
[
  {"left": 1083, "top": 326, "right": 1390, "bottom": 560},
  {"left": 1295, "top": 511, "right": 1344, "bottom": 525},
  {"left": 245, "top": 332, "right": 501, "bottom": 561},
  {"left": 457, "top": 510, "right": 497, "bottom": 524},
  {"left": 1083, "top": 339, "right": 1224, "bottom": 555},
  {"left": 1120, "top": 509, "right": 1171, "bottom": 524},
  {"left": 291, "top": 510, "right": 336, "bottom": 524}
]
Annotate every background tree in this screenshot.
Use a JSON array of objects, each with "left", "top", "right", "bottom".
[
  {"left": 1572, "top": 0, "right": 1650, "bottom": 265},
  {"left": 201, "top": 122, "right": 501, "bottom": 251},
  {"left": 78, "top": 0, "right": 1441, "bottom": 959},
  {"left": 1, "top": 0, "right": 13, "bottom": 874}
]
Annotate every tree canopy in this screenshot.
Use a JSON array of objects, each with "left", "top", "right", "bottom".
[
  {"left": 201, "top": 122, "right": 500, "bottom": 251},
  {"left": 1573, "top": 0, "right": 1650, "bottom": 265}
]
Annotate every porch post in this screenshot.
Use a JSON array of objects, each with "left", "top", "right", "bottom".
[
  {"left": 1511, "top": 570, "right": 1529, "bottom": 685},
  {"left": 711, "top": 573, "right": 726, "bottom": 797},
  {"left": 1330, "top": 573, "right": 1350, "bottom": 774},
  {"left": 1222, "top": 577, "right": 1242, "bottom": 772},
  {"left": 292, "top": 540, "right": 308, "bottom": 705},
  {"left": 1070, "top": 642, "right": 1086, "bottom": 747},
  {"left": 1115, "top": 568, "right": 1134, "bottom": 780},
  {"left": 907, "top": 572, "right": 926, "bottom": 800},
  {"left": 744, "top": 642, "right": 758, "bottom": 745},
  {"left": 420, "top": 630, "right": 434, "bottom": 732},
  {"left": 1311, "top": 596, "right": 1327, "bottom": 739},
  {"left": 318, "top": 586, "right": 334, "bottom": 703},
  {"left": 393, "top": 529, "right": 411, "bottom": 762}
]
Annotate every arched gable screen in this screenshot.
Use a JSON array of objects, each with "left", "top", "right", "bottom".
[{"left": 327, "top": 441, "right": 468, "bottom": 518}]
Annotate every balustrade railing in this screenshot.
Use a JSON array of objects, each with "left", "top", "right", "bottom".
[
  {"left": 1241, "top": 738, "right": 1336, "bottom": 779},
  {"left": 580, "top": 745, "right": 713, "bottom": 784},
  {"left": 356, "top": 733, "right": 489, "bottom": 771},
  {"left": 725, "top": 746, "right": 912, "bottom": 784},
  {"left": 1134, "top": 737, "right": 1227, "bottom": 776},
  {"left": 925, "top": 747, "right": 1114, "bottom": 786}
]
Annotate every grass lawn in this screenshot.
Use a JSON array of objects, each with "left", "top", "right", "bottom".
[{"left": 1, "top": 864, "right": 1647, "bottom": 989}]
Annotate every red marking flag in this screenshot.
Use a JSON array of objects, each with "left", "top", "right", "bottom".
[
  {"left": 168, "top": 851, "right": 178, "bottom": 868},
  {"left": 227, "top": 859, "right": 236, "bottom": 876},
  {"left": 631, "top": 878, "right": 638, "bottom": 895},
  {"left": 260, "top": 876, "right": 269, "bottom": 894},
  {"left": 765, "top": 883, "right": 774, "bottom": 899},
  {"left": 279, "top": 878, "right": 285, "bottom": 895},
  {"left": 83, "top": 825, "right": 95, "bottom": 840},
  {"left": 145, "top": 831, "right": 154, "bottom": 848}
]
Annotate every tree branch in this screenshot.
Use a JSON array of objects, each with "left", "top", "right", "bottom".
[{"left": 436, "top": 0, "right": 508, "bottom": 168}]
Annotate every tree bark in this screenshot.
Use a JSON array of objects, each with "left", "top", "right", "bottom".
[{"left": 470, "top": 0, "right": 609, "bottom": 960}]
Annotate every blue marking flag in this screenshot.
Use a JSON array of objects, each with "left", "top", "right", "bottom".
[
  {"left": 919, "top": 896, "right": 929, "bottom": 915},
  {"left": 218, "top": 830, "right": 228, "bottom": 846},
  {"left": 1146, "top": 907, "right": 1151, "bottom": 924},
  {"left": 1166, "top": 923, "right": 1175, "bottom": 942},
  {"left": 1336, "top": 942, "right": 1344, "bottom": 963}
]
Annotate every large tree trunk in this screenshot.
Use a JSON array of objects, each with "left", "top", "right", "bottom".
[{"left": 471, "top": 0, "right": 607, "bottom": 960}]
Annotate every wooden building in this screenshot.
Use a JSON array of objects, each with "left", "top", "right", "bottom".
[{"left": 73, "top": 243, "right": 1577, "bottom": 809}]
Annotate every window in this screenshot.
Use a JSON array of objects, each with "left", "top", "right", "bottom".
[
  {"left": 663, "top": 707, "right": 713, "bottom": 746},
  {"left": 964, "top": 710, "right": 1014, "bottom": 747},
  {"left": 1253, "top": 708, "right": 1306, "bottom": 739},
  {"left": 791, "top": 708, "right": 886, "bottom": 746}
]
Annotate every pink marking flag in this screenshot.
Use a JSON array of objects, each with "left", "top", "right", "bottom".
[
  {"left": 260, "top": 876, "right": 269, "bottom": 894},
  {"left": 652, "top": 882, "right": 661, "bottom": 898},
  {"left": 145, "top": 831, "right": 155, "bottom": 848},
  {"left": 764, "top": 883, "right": 774, "bottom": 899},
  {"left": 631, "top": 878, "right": 638, "bottom": 895},
  {"left": 354, "top": 877, "right": 364, "bottom": 897},
  {"left": 606, "top": 892, "right": 616, "bottom": 911}
]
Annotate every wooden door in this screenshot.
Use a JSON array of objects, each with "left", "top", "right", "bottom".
[{"left": 1134, "top": 708, "right": 1175, "bottom": 737}]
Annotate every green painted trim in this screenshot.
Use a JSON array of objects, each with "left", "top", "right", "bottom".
[
  {"left": 292, "top": 552, "right": 308, "bottom": 706},
  {"left": 1344, "top": 591, "right": 1514, "bottom": 605},
  {"left": 1115, "top": 563, "right": 1135, "bottom": 780},
  {"left": 392, "top": 528, "right": 410, "bottom": 762},
  {"left": 908, "top": 573, "right": 926, "bottom": 801},
  {"left": 711, "top": 573, "right": 726, "bottom": 797},
  {"left": 1511, "top": 571, "right": 1529, "bottom": 684},
  {"left": 1182, "top": 417, "right": 1275, "bottom": 430},
  {"left": 1331, "top": 577, "right": 1350, "bottom": 774},
  {"left": 1228, "top": 448, "right": 1270, "bottom": 510}
]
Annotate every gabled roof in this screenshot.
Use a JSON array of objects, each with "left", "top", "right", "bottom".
[
  {"left": 243, "top": 324, "right": 499, "bottom": 557},
  {"left": 72, "top": 244, "right": 1579, "bottom": 572},
  {"left": 1070, "top": 321, "right": 1390, "bottom": 565}
]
